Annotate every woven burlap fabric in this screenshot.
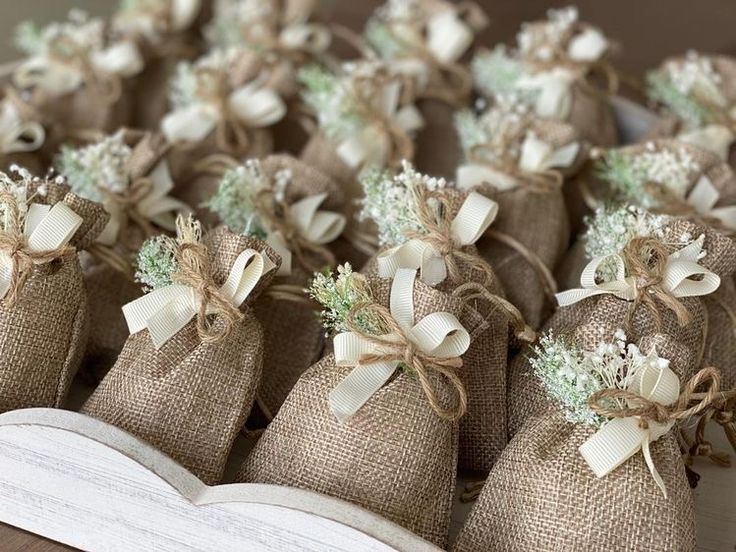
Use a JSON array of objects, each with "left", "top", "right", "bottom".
[
  {"left": 567, "top": 81, "right": 618, "bottom": 147},
  {"left": 360, "top": 186, "right": 511, "bottom": 471},
  {"left": 81, "top": 228, "right": 280, "bottom": 484},
  {"left": 476, "top": 119, "right": 582, "bottom": 329},
  {"left": 414, "top": 100, "right": 462, "bottom": 180},
  {"left": 0, "top": 181, "right": 108, "bottom": 413},
  {"left": 299, "top": 133, "right": 362, "bottom": 198},
  {"left": 130, "top": 58, "right": 179, "bottom": 131},
  {"left": 237, "top": 274, "right": 481, "bottom": 548},
  {"left": 703, "top": 275, "right": 736, "bottom": 389},
  {"left": 452, "top": 413, "right": 695, "bottom": 552},
  {"left": 253, "top": 155, "right": 343, "bottom": 418},
  {"left": 508, "top": 220, "right": 735, "bottom": 437}
]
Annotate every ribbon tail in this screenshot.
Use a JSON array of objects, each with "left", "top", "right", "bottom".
[
  {"left": 329, "top": 361, "right": 398, "bottom": 423},
  {"left": 642, "top": 435, "right": 668, "bottom": 498}
]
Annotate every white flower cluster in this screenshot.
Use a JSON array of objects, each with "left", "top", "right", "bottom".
[
  {"left": 205, "top": 159, "right": 274, "bottom": 239},
  {"left": 55, "top": 130, "right": 132, "bottom": 203},
  {"left": 471, "top": 46, "right": 530, "bottom": 101},
  {"left": 667, "top": 51, "right": 723, "bottom": 100},
  {"left": 134, "top": 234, "right": 178, "bottom": 292},
  {"left": 308, "top": 263, "right": 386, "bottom": 336},
  {"left": 359, "top": 161, "right": 450, "bottom": 247},
  {"left": 531, "top": 330, "right": 668, "bottom": 427},
  {"left": 517, "top": 6, "right": 579, "bottom": 62},
  {"left": 455, "top": 99, "right": 530, "bottom": 163},
  {"left": 206, "top": 0, "right": 277, "bottom": 48},
  {"left": 169, "top": 47, "right": 242, "bottom": 109},
  {"left": 597, "top": 144, "right": 700, "bottom": 208},
  {"left": 15, "top": 10, "right": 104, "bottom": 59},
  {"left": 0, "top": 165, "right": 55, "bottom": 233}
]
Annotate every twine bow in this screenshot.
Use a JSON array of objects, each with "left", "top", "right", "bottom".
[
  {"left": 456, "top": 131, "right": 578, "bottom": 192},
  {"left": 581, "top": 365, "right": 725, "bottom": 497},
  {"left": 377, "top": 190, "right": 498, "bottom": 286},
  {"left": 254, "top": 189, "right": 345, "bottom": 275},
  {"left": 0, "top": 191, "right": 82, "bottom": 305},
  {"left": 161, "top": 68, "right": 286, "bottom": 152},
  {"left": 556, "top": 235, "right": 720, "bottom": 327},
  {"left": 335, "top": 77, "right": 423, "bottom": 170},
  {"left": 330, "top": 268, "right": 470, "bottom": 423},
  {"left": 123, "top": 217, "right": 277, "bottom": 349}
]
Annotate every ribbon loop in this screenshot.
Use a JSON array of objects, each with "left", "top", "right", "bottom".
[{"left": 329, "top": 267, "right": 470, "bottom": 422}]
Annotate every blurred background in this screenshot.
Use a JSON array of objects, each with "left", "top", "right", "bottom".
[{"left": 1, "top": 0, "right": 735, "bottom": 74}]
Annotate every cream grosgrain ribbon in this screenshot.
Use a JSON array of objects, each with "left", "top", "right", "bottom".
[
  {"left": 13, "top": 41, "right": 143, "bottom": 97},
  {"left": 0, "top": 202, "right": 82, "bottom": 299},
  {"left": 262, "top": 192, "right": 346, "bottom": 276},
  {"left": 161, "top": 82, "right": 287, "bottom": 144},
  {"left": 329, "top": 267, "right": 470, "bottom": 423},
  {"left": 377, "top": 191, "right": 497, "bottom": 285},
  {"left": 97, "top": 160, "right": 191, "bottom": 246},
  {"left": 516, "top": 67, "right": 577, "bottom": 120},
  {"left": 0, "top": 101, "right": 45, "bottom": 154},
  {"left": 456, "top": 132, "right": 579, "bottom": 191},
  {"left": 336, "top": 79, "right": 424, "bottom": 170},
  {"left": 555, "top": 235, "right": 721, "bottom": 308},
  {"left": 684, "top": 175, "right": 736, "bottom": 231},
  {"left": 123, "top": 248, "right": 276, "bottom": 349},
  {"left": 579, "top": 361, "right": 680, "bottom": 497}
]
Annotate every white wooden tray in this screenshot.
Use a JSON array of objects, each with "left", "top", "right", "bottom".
[{"left": 0, "top": 408, "right": 440, "bottom": 552}]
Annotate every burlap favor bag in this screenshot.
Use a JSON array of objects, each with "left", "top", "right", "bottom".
[
  {"left": 363, "top": 0, "right": 489, "bottom": 178},
  {"left": 113, "top": 0, "right": 205, "bottom": 129},
  {"left": 0, "top": 170, "right": 108, "bottom": 413},
  {"left": 162, "top": 47, "right": 287, "bottom": 216},
  {"left": 239, "top": 266, "right": 483, "bottom": 547},
  {"left": 471, "top": 6, "right": 617, "bottom": 148},
  {"left": 298, "top": 61, "right": 424, "bottom": 198},
  {"left": 205, "top": 154, "right": 347, "bottom": 418},
  {"left": 11, "top": 12, "right": 143, "bottom": 149},
  {"left": 454, "top": 101, "right": 585, "bottom": 328},
  {"left": 82, "top": 218, "right": 280, "bottom": 484},
  {"left": 508, "top": 219, "right": 735, "bottom": 436},
  {"left": 646, "top": 52, "right": 736, "bottom": 162},
  {"left": 454, "top": 334, "right": 727, "bottom": 551},
  {"left": 55, "top": 130, "right": 191, "bottom": 374},
  {"left": 358, "top": 163, "right": 534, "bottom": 471}
]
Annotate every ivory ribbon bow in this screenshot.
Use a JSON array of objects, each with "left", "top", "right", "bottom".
[
  {"left": 14, "top": 41, "right": 144, "bottom": 97},
  {"left": 330, "top": 267, "right": 470, "bottom": 422},
  {"left": 161, "top": 82, "right": 287, "bottom": 143},
  {"left": 555, "top": 235, "right": 720, "bottom": 307},
  {"left": 123, "top": 248, "right": 276, "bottom": 349},
  {"left": 566, "top": 27, "right": 608, "bottom": 62},
  {"left": 426, "top": 9, "right": 476, "bottom": 64},
  {"left": 516, "top": 68, "right": 576, "bottom": 120},
  {"left": 116, "top": 0, "right": 201, "bottom": 39},
  {"left": 579, "top": 360, "right": 680, "bottom": 497},
  {"left": 456, "top": 132, "right": 580, "bottom": 190},
  {"left": 0, "top": 202, "right": 82, "bottom": 299},
  {"left": 0, "top": 101, "right": 44, "bottom": 154},
  {"left": 96, "top": 161, "right": 192, "bottom": 246},
  {"left": 377, "top": 191, "right": 497, "bottom": 285},
  {"left": 279, "top": 23, "right": 331, "bottom": 53},
  {"left": 335, "top": 79, "right": 424, "bottom": 169},
  {"left": 678, "top": 125, "right": 734, "bottom": 161},
  {"left": 263, "top": 192, "right": 346, "bottom": 276},
  {"left": 685, "top": 174, "right": 736, "bottom": 231}
]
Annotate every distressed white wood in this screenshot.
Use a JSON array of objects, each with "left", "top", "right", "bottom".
[{"left": 0, "top": 408, "right": 439, "bottom": 552}]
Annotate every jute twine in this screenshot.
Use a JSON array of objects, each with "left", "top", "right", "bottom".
[
  {"left": 0, "top": 190, "right": 75, "bottom": 305},
  {"left": 171, "top": 215, "right": 243, "bottom": 343},
  {"left": 344, "top": 300, "right": 467, "bottom": 421}
]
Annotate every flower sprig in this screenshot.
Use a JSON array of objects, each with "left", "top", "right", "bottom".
[
  {"left": 359, "top": 161, "right": 450, "bottom": 247},
  {"left": 55, "top": 130, "right": 132, "bottom": 203},
  {"left": 647, "top": 51, "right": 725, "bottom": 129},
  {"left": 595, "top": 144, "right": 700, "bottom": 208},
  {"left": 169, "top": 47, "right": 242, "bottom": 110},
  {"left": 0, "top": 165, "right": 56, "bottom": 234},
  {"left": 308, "top": 263, "right": 387, "bottom": 336},
  {"left": 14, "top": 10, "right": 105, "bottom": 59},
  {"left": 455, "top": 99, "right": 530, "bottom": 163},
  {"left": 205, "top": 0, "right": 280, "bottom": 49},
  {"left": 134, "top": 234, "right": 178, "bottom": 292},
  {"left": 364, "top": 0, "right": 435, "bottom": 60},
  {"left": 471, "top": 46, "right": 530, "bottom": 100},
  {"left": 531, "top": 330, "right": 667, "bottom": 427},
  {"left": 516, "top": 6, "right": 580, "bottom": 62},
  {"left": 205, "top": 159, "right": 292, "bottom": 239}
]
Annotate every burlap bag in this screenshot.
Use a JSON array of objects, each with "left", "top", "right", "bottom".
[
  {"left": 81, "top": 226, "right": 280, "bottom": 484},
  {"left": 473, "top": 119, "right": 584, "bottom": 329},
  {"left": 0, "top": 180, "right": 108, "bottom": 413},
  {"left": 251, "top": 154, "right": 346, "bottom": 419},
  {"left": 360, "top": 186, "right": 530, "bottom": 471},
  {"left": 508, "top": 220, "right": 736, "bottom": 437},
  {"left": 237, "top": 272, "right": 485, "bottom": 548},
  {"left": 453, "top": 410, "right": 695, "bottom": 552}
]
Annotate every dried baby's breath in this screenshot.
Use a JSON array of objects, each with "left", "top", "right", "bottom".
[{"left": 135, "top": 235, "right": 178, "bottom": 292}]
